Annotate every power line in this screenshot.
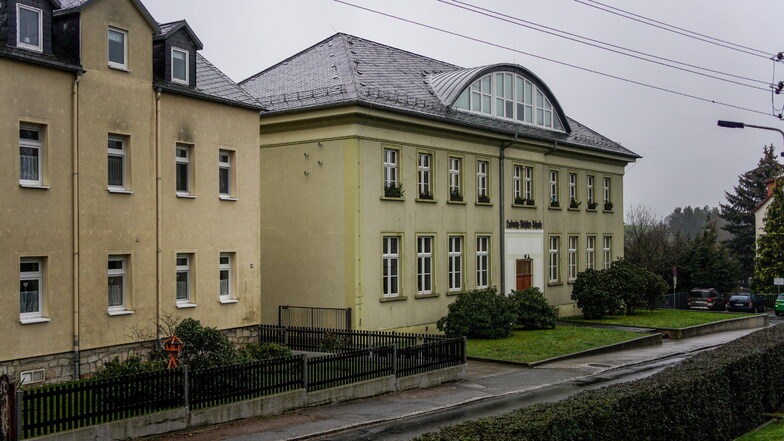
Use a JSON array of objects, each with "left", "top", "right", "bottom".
[
  {"left": 439, "top": 0, "right": 769, "bottom": 91},
  {"left": 332, "top": 0, "right": 774, "bottom": 118},
  {"left": 575, "top": 0, "right": 773, "bottom": 60}
]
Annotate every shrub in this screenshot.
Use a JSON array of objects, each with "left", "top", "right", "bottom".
[
  {"left": 238, "top": 343, "right": 292, "bottom": 361},
  {"left": 93, "top": 354, "right": 165, "bottom": 379},
  {"left": 607, "top": 258, "right": 646, "bottom": 315},
  {"left": 641, "top": 270, "right": 669, "bottom": 310},
  {"left": 415, "top": 325, "right": 784, "bottom": 441},
  {"left": 509, "top": 287, "right": 558, "bottom": 329},
  {"left": 319, "top": 332, "right": 346, "bottom": 352},
  {"left": 173, "top": 318, "right": 237, "bottom": 369},
  {"left": 437, "top": 288, "right": 515, "bottom": 339},
  {"left": 571, "top": 269, "right": 619, "bottom": 319}
]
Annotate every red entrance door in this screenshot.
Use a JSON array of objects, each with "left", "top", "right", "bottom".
[{"left": 516, "top": 259, "right": 532, "bottom": 290}]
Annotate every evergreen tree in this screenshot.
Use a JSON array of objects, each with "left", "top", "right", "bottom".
[
  {"left": 684, "top": 222, "right": 739, "bottom": 293},
  {"left": 753, "top": 179, "right": 784, "bottom": 293},
  {"left": 720, "top": 145, "right": 783, "bottom": 283}
]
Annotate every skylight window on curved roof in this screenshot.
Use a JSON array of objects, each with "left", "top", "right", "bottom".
[{"left": 455, "top": 72, "right": 564, "bottom": 131}]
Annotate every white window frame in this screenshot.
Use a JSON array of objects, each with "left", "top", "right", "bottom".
[
  {"left": 108, "top": 256, "right": 127, "bottom": 313},
  {"left": 417, "top": 236, "right": 434, "bottom": 295},
  {"left": 20, "top": 258, "right": 43, "bottom": 320},
  {"left": 495, "top": 72, "right": 514, "bottom": 118},
  {"left": 176, "top": 144, "right": 191, "bottom": 195},
  {"left": 382, "top": 236, "right": 401, "bottom": 297},
  {"left": 586, "top": 236, "right": 596, "bottom": 270},
  {"left": 569, "top": 173, "right": 577, "bottom": 203},
  {"left": 219, "top": 253, "right": 235, "bottom": 302},
  {"left": 19, "top": 369, "right": 45, "bottom": 385},
  {"left": 549, "top": 170, "right": 559, "bottom": 205},
  {"left": 448, "top": 236, "right": 463, "bottom": 292},
  {"left": 477, "top": 160, "right": 489, "bottom": 201},
  {"left": 549, "top": 236, "right": 560, "bottom": 283},
  {"left": 171, "top": 47, "right": 189, "bottom": 84},
  {"left": 568, "top": 236, "right": 578, "bottom": 281},
  {"left": 107, "top": 27, "right": 128, "bottom": 70},
  {"left": 16, "top": 4, "right": 42, "bottom": 52},
  {"left": 176, "top": 254, "right": 191, "bottom": 305},
  {"left": 587, "top": 175, "right": 595, "bottom": 205},
  {"left": 603, "top": 177, "right": 612, "bottom": 205},
  {"left": 470, "top": 74, "right": 492, "bottom": 114},
  {"left": 603, "top": 236, "right": 613, "bottom": 270},
  {"left": 513, "top": 165, "right": 522, "bottom": 201},
  {"left": 449, "top": 156, "right": 462, "bottom": 200},
  {"left": 524, "top": 166, "right": 533, "bottom": 201},
  {"left": 383, "top": 148, "right": 398, "bottom": 188},
  {"left": 19, "top": 124, "right": 43, "bottom": 186},
  {"left": 107, "top": 135, "right": 127, "bottom": 191},
  {"left": 476, "top": 236, "right": 490, "bottom": 289},
  {"left": 219, "top": 150, "right": 232, "bottom": 197},
  {"left": 417, "top": 152, "right": 432, "bottom": 199}
]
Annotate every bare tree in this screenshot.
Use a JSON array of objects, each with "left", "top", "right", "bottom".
[{"left": 624, "top": 205, "right": 676, "bottom": 276}]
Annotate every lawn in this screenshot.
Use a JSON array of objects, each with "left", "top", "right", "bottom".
[
  {"left": 560, "top": 309, "right": 756, "bottom": 329},
  {"left": 736, "top": 419, "right": 784, "bottom": 441},
  {"left": 466, "top": 327, "right": 643, "bottom": 363}
]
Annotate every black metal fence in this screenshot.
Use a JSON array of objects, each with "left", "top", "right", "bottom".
[
  {"left": 657, "top": 292, "right": 690, "bottom": 310},
  {"left": 278, "top": 306, "right": 352, "bottom": 330},
  {"left": 398, "top": 338, "right": 466, "bottom": 378},
  {"left": 307, "top": 346, "right": 394, "bottom": 392},
  {"left": 259, "top": 325, "right": 434, "bottom": 352}
]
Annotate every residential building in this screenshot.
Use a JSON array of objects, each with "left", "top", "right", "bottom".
[
  {"left": 753, "top": 179, "right": 777, "bottom": 244},
  {"left": 1, "top": 0, "right": 262, "bottom": 384},
  {"left": 242, "top": 33, "right": 639, "bottom": 333}
]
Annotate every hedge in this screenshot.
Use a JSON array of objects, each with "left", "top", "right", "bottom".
[{"left": 415, "top": 325, "right": 784, "bottom": 441}]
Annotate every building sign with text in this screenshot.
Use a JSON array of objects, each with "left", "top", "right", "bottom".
[{"left": 506, "top": 220, "right": 543, "bottom": 230}]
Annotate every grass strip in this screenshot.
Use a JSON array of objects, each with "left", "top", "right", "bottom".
[
  {"left": 735, "top": 419, "right": 784, "bottom": 441},
  {"left": 560, "top": 309, "right": 756, "bottom": 329}
]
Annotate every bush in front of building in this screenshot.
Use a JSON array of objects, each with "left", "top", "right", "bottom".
[
  {"left": 437, "top": 288, "right": 516, "bottom": 339},
  {"left": 414, "top": 325, "right": 784, "bottom": 441},
  {"left": 92, "top": 354, "right": 165, "bottom": 380},
  {"left": 571, "top": 269, "right": 619, "bottom": 319},
  {"left": 508, "top": 287, "right": 558, "bottom": 330},
  {"left": 572, "top": 261, "right": 669, "bottom": 318},
  {"left": 237, "top": 342, "right": 293, "bottom": 361}
]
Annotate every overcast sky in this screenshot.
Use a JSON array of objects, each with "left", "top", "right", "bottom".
[{"left": 145, "top": 0, "right": 784, "bottom": 219}]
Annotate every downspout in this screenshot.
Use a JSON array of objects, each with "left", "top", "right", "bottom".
[
  {"left": 72, "top": 72, "right": 83, "bottom": 380},
  {"left": 499, "top": 136, "right": 516, "bottom": 295},
  {"left": 544, "top": 140, "right": 558, "bottom": 156},
  {"left": 155, "top": 89, "right": 162, "bottom": 340}
]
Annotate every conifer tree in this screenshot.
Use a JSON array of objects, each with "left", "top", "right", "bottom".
[
  {"left": 753, "top": 179, "right": 784, "bottom": 293},
  {"left": 684, "top": 222, "right": 739, "bottom": 293},
  {"left": 720, "top": 145, "right": 783, "bottom": 283}
]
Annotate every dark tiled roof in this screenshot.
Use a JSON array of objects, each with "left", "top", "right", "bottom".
[
  {"left": 241, "top": 33, "right": 639, "bottom": 159},
  {"left": 0, "top": 43, "right": 82, "bottom": 72},
  {"left": 57, "top": 0, "right": 86, "bottom": 9},
  {"left": 155, "top": 20, "right": 204, "bottom": 50},
  {"left": 157, "top": 53, "right": 262, "bottom": 111},
  {"left": 55, "top": 0, "right": 160, "bottom": 33}
]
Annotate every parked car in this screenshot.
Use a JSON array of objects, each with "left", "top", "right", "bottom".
[
  {"left": 687, "top": 288, "right": 726, "bottom": 311},
  {"left": 776, "top": 295, "right": 784, "bottom": 316},
  {"left": 727, "top": 293, "right": 766, "bottom": 313}
]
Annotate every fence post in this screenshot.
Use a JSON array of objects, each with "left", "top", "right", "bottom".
[
  {"left": 284, "top": 326, "right": 289, "bottom": 346},
  {"left": 392, "top": 344, "right": 398, "bottom": 377},
  {"left": 301, "top": 354, "right": 308, "bottom": 391},
  {"left": 462, "top": 336, "right": 467, "bottom": 364},
  {"left": 15, "top": 389, "right": 21, "bottom": 441},
  {"left": 183, "top": 365, "right": 190, "bottom": 411}
]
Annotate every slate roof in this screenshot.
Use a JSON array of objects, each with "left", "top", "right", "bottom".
[
  {"left": 156, "top": 53, "right": 262, "bottom": 111},
  {"left": 55, "top": 0, "right": 160, "bottom": 33},
  {"left": 241, "top": 33, "right": 639, "bottom": 159},
  {"left": 155, "top": 20, "right": 204, "bottom": 50}
]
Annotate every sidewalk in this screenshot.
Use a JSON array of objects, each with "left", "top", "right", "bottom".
[{"left": 144, "top": 327, "right": 762, "bottom": 441}]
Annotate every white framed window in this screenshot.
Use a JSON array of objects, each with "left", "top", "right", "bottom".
[
  {"left": 417, "top": 236, "right": 434, "bottom": 295},
  {"left": 448, "top": 236, "right": 463, "bottom": 292},
  {"left": 383, "top": 148, "right": 398, "bottom": 188},
  {"left": 603, "top": 236, "right": 613, "bottom": 270},
  {"left": 586, "top": 236, "right": 596, "bottom": 270},
  {"left": 449, "top": 156, "right": 462, "bottom": 201},
  {"left": 587, "top": 175, "right": 595, "bottom": 205},
  {"left": 568, "top": 173, "right": 577, "bottom": 203},
  {"left": 108, "top": 27, "right": 128, "bottom": 70},
  {"left": 603, "top": 177, "right": 612, "bottom": 207},
  {"left": 16, "top": 4, "right": 42, "bottom": 52},
  {"left": 549, "top": 170, "right": 559, "bottom": 205},
  {"left": 568, "top": 236, "right": 578, "bottom": 281},
  {"left": 19, "top": 369, "right": 45, "bottom": 385},
  {"left": 19, "top": 125, "right": 43, "bottom": 186},
  {"left": 176, "top": 254, "right": 191, "bottom": 305},
  {"left": 176, "top": 144, "right": 191, "bottom": 195},
  {"left": 549, "top": 236, "right": 560, "bottom": 283},
  {"left": 108, "top": 256, "right": 127, "bottom": 313},
  {"left": 495, "top": 73, "right": 513, "bottom": 118},
  {"left": 524, "top": 166, "right": 533, "bottom": 201},
  {"left": 220, "top": 253, "right": 234, "bottom": 301},
  {"left": 417, "top": 152, "right": 433, "bottom": 199},
  {"left": 477, "top": 160, "right": 489, "bottom": 202},
  {"left": 476, "top": 236, "right": 490, "bottom": 288},
  {"left": 219, "top": 150, "right": 232, "bottom": 197},
  {"left": 469, "top": 75, "right": 491, "bottom": 114},
  {"left": 171, "top": 47, "right": 189, "bottom": 84},
  {"left": 513, "top": 165, "right": 522, "bottom": 202},
  {"left": 20, "top": 258, "right": 43, "bottom": 320},
  {"left": 108, "top": 135, "right": 127, "bottom": 190},
  {"left": 382, "top": 236, "right": 400, "bottom": 297}
]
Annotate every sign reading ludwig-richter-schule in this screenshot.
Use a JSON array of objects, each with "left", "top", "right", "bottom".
[{"left": 506, "top": 220, "right": 543, "bottom": 230}]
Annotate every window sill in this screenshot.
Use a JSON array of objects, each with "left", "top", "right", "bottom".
[
  {"left": 108, "top": 188, "right": 133, "bottom": 194},
  {"left": 547, "top": 282, "right": 563, "bottom": 286},
  {"left": 415, "top": 292, "right": 440, "bottom": 299},
  {"left": 568, "top": 207, "right": 581, "bottom": 211},
  {"left": 219, "top": 195, "right": 237, "bottom": 201},
  {"left": 20, "top": 317, "right": 51, "bottom": 325},
  {"left": 446, "top": 291, "right": 465, "bottom": 296},
  {"left": 475, "top": 202, "right": 492, "bottom": 207},
  {"left": 108, "top": 64, "right": 130, "bottom": 72},
  {"left": 219, "top": 298, "right": 239, "bottom": 304},
  {"left": 380, "top": 295, "right": 407, "bottom": 303},
  {"left": 19, "top": 183, "right": 50, "bottom": 190},
  {"left": 586, "top": 208, "right": 598, "bottom": 212},
  {"left": 447, "top": 200, "right": 466, "bottom": 205},
  {"left": 512, "top": 204, "right": 537, "bottom": 209},
  {"left": 416, "top": 198, "right": 437, "bottom": 203},
  {"left": 603, "top": 210, "right": 615, "bottom": 213},
  {"left": 548, "top": 206, "right": 562, "bottom": 210},
  {"left": 176, "top": 303, "right": 197, "bottom": 309},
  {"left": 176, "top": 193, "right": 197, "bottom": 199},
  {"left": 380, "top": 196, "right": 405, "bottom": 201},
  {"left": 108, "top": 309, "right": 134, "bottom": 316},
  {"left": 16, "top": 44, "right": 43, "bottom": 53}
]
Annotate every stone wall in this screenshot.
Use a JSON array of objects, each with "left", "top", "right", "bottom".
[{"left": 0, "top": 325, "right": 260, "bottom": 385}]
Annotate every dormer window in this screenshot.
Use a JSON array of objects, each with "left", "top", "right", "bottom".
[
  {"left": 108, "top": 27, "right": 128, "bottom": 70},
  {"left": 171, "top": 48, "right": 189, "bottom": 84},
  {"left": 17, "top": 4, "right": 42, "bottom": 52},
  {"left": 454, "top": 72, "right": 564, "bottom": 131}
]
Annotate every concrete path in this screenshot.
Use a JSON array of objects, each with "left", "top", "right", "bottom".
[{"left": 141, "top": 326, "right": 763, "bottom": 441}]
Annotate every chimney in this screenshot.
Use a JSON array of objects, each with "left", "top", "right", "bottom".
[{"left": 768, "top": 179, "right": 777, "bottom": 198}]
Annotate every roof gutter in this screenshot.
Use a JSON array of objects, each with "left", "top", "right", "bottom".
[{"left": 544, "top": 140, "right": 558, "bottom": 156}]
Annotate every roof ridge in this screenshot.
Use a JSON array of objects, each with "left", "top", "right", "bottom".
[{"left": 338, "top": 33, "right": 462, "bottom": 71}]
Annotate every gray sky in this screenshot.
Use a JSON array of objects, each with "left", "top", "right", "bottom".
[{"left": 145, "top": 0, "right": 784, "bottom": 218}]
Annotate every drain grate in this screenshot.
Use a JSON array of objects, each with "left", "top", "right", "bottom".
[{"left": 587, "top": 363, "right": 612, "bottom": 368}]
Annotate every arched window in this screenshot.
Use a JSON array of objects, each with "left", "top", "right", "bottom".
[{"left": 455, "top": 72, "right": 564, "bottom": 131}]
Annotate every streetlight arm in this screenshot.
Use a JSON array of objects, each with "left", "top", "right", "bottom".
[
  {"left": 742, "top": 124, "right": 784, "bottom": 145},
  {"left": 717, "top": 120, "right": 784, "bottom": 150}
]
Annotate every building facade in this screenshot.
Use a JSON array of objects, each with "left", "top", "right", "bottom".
[
  {"left": 1, "top": 0, "right": 262, "bottom": 384},
  {"left": 242, "top": 34, "right": 638, "bottom": 332}
]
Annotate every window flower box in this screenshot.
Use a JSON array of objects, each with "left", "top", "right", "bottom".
[{"left": 384, "top": 183, "right": 404, "bottom": 198}]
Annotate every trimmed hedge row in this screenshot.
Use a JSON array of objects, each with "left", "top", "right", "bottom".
[{"left": 416, "top": 325, "right": 784, "bottom": 441}]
